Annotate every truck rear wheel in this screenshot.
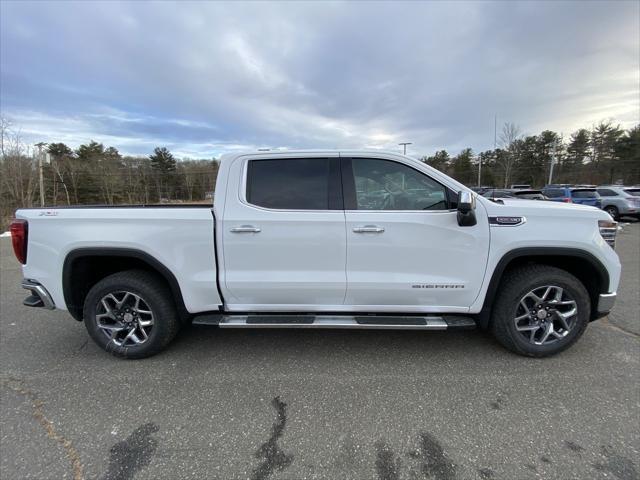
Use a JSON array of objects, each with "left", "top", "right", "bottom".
[
  {"left": 491, "top": 265, "right": 590, "bottom": 357},
  {"left": 83, "top": 270, "right": 180, "bottom": 359}
]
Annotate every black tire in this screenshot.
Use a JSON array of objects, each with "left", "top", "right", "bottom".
[
  {"left": 490, "top": 265, "right": 590, "bottom": 357},
  {"left": 83, "top": 270, "right": 179, "bottom": 359},
  {"left": 604, "top": 205, "right": 619, "bottom": 221}
]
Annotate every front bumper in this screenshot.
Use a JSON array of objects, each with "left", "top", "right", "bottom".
[
  {"left": 21, "top": 279, "right": 56, "bottom": 310},
  {"left": 593, "top": 292, "right": 616, "bottom": 320}
]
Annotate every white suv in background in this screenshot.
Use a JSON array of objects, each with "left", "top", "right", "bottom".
[{"left": 597, "top": 186, "right": 640, "bottom": 220}]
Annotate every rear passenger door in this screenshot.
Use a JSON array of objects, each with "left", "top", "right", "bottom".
[{"left": 220, "top": 154, "right": 347, "bottom": 311}]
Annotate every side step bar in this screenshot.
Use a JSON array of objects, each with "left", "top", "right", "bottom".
[{"left": 193, "top": 314, "right": 476, "bottom": 330}]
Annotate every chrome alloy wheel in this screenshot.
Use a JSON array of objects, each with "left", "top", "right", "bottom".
[
  {"left": 95, "top": 291, "right": 154, "bottom": 346},
  {"left": 514, "top": 285, "right": 578, "bottom": 346}
]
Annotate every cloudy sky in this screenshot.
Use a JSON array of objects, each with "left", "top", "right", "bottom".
[{"left": 1, "top": 1, "right": 638, "bottom": 158}]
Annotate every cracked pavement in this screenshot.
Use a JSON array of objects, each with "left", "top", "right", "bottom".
[{"left": 1, "top": 223, "right": 638, "bottom": 480}]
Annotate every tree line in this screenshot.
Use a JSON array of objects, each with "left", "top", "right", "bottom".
[
  {"left": 422, "top": 121, "right": 639, "bottom": 188},
  {"left": 1, "top": 116, "right": 638, "bottom": 231},
  {"left": 1, "top": 117, "right": 218, "bottom": 230}
]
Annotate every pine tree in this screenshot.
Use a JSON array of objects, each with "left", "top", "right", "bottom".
[
  {"left": 149, "top": 147, "right": 176, "bottom": 200},
  {"left": 451, "top": 148, "right": 474, "bottom": 185},
  {"left": 149, "top": 147, "right": 176, "bottom": 174},
  {"left": 422, "top": 150, "right": 450, "bottom": 173}
]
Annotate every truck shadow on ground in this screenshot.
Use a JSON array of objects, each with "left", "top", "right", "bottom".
[{"left": 169, "top": 325, "right": 507, "bottom": 363}]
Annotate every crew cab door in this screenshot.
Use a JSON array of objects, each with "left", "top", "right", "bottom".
[
  {"left": 342, "top": 157, "right": 490, "bottom": 312},
  {"left": 219, "top": 154, "right": 346, "bottom": 311}
]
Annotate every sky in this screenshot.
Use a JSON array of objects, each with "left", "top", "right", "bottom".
[{"left": 1, "top": 0, "right": 638, "bottom": 159}]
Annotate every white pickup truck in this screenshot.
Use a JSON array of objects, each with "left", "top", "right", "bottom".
[{"left": 12, "top": 150, "right": 621, "bottom": 358}]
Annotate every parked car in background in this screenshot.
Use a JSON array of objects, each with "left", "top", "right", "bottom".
[
  {"left": 510, "top": 189, "right": 548, "bottom": 200},
  {"left": 471, "top": 186, "right": 493, "bottom": 195},
  {"left": 542, "top": 185, "right": 602, "bottom": 208},
  {"left": 482, "top": 189, "right": 548, "bottom": 201},
  {"left": 510, "top": 184, "right": 531, "bottom": 190},
  {"left": 596, "top": 186, "right": 640, "bottom": 220},
  {"left": 482, "top": 189, "right": 516, "bottom": 200}
]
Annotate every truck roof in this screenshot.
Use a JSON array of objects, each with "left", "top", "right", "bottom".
[{"left": 219, "top": 149, "right": 415, "bottom": 161}]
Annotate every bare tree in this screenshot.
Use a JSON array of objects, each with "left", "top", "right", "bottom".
[
  {"left": 0, "top": 121, "right": 38, "bottom": 209},
  {"left": 496, "top": 122, "right": 522, "bottom": 187},
  {"left": 0, "top": 116, "right": 11, "bottom": 158}
]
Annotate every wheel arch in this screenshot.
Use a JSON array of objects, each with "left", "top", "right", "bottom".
[
  {"left": 476, "top": 247, "right": 610, "bottom": 329},
  {"left": 62, "top": 248, "right": 189, "bottom": 322}
]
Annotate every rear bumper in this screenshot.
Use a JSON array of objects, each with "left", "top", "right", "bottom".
[
  {"left": 21, "top": 279, "right": 56, "bottom": 310},
  {"left": 593, "top": 292, "right": 616, "bottom": 320}
]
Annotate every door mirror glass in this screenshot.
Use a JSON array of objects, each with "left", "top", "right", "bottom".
[{"left": 457, "top": 191, "right": 477, "bottom": 226}]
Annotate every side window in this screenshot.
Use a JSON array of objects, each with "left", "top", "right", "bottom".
[
  {"left": 597, "top": 189, "right": 617, "bottom": 197},
  {"left": 351, "top": 158, "right": 448, "bottom": 210},
  {"left": 246, "top": 158, "right": 331, "bottom": 210}
]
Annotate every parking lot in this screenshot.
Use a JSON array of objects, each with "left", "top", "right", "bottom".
[{"left": 1, "top": 223, "right": 638, "bottom": 480}]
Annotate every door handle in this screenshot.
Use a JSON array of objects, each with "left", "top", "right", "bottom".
[
  {"left": 353, "top": 225, "right": 385, "bottom": 233},
  {"left": 230, "top": 225, "right": 261, "bottom": 233}
]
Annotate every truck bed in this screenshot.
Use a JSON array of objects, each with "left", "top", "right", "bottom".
[{"left": 16, "top": 205, "right": 222, "bottom": 315}]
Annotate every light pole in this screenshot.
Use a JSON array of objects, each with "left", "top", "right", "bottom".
[
  {"left": 399, "top": 142, "right": 412, "bottom": 155},
  {"left": 35, "top": 142, "right": 47, "bottom": 207},
  {"left": 548, "top": 139, "right": 560, "bottom": 185}
]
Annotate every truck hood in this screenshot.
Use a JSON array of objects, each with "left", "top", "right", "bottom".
[{"left": 479, "top": 197, "right": 611, "bottom": 220}]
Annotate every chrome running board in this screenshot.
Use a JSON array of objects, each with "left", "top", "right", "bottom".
[{"left": 193, "top": 314, "right": 476, "bottom": 330}]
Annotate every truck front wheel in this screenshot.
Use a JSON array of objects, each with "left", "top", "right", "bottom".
[
  {"left": 491, "top": 265, "right": 590, "bottom": 357},
  {"left": 83, "top": 270, "right": 180, "bottom": 359}
]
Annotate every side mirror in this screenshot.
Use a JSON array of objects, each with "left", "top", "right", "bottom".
[{"left": 457, "top": 191, "right": 477, "bottom": 226}]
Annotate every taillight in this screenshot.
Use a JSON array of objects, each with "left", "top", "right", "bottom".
[
  {"left": 10, "top": 219, "right": 28, "bottom": 264},
  {"left": 562, "top": 197, "right": 572, "bottom": 203}
]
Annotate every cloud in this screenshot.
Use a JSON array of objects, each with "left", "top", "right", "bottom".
[{"left": 1, "top": 0, "right": 638, "bottom": 158}]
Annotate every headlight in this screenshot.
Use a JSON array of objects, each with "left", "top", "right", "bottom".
[{"left": 598, "top": 219, "right": 617, "bottom": 249}]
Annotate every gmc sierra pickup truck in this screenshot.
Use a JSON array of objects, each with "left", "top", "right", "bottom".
[{"left": 11, "top": 150, "right": 621, "bottom": 358}]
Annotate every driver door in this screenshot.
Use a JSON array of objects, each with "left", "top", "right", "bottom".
[{"left": 341, "top": 156, "right": 490, "bottom": 312}]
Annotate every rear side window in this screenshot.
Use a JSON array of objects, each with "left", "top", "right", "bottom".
[
  {"left": 624, "top": 188, "right": 640, "bottom": 197},
  {"left": 571, "top": 189, "right": 598, "bottom": 198},
  {"left": 544, "top": 188, "right": 565, "bottom": 198},
  {"left": 246, "top": 158, "right": 335, "bottom": 210},
  {"left": 597, "top": 189, "right": 617, "bottom": 197}
]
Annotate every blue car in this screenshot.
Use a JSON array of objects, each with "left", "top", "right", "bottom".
[{"left": 542, "top": 185, "right": 602, "bottom": 208}]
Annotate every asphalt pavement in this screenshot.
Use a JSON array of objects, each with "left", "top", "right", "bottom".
[{"left": 1, "top": 223, "right": 638, "bottom": 480}]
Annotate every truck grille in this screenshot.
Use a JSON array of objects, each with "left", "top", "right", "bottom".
[{"left": 598, "top": 220, "right": 617, "bottom": 249}]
